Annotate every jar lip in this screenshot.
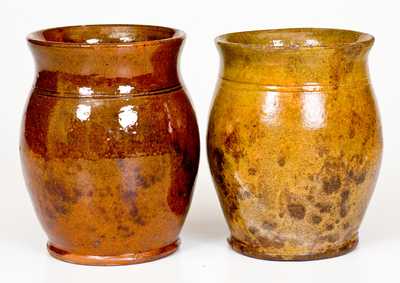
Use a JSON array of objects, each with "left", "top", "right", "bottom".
[
  {"left": 216, "top": 28, "right": 374, "bottom": 50},
  {"left": 27, "top": 24, "right": 185, "bottom": 48}
]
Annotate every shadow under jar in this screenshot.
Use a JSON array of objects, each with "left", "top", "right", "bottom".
[
  {"left": 21, "top": 25, "right": 200, "bottom": 265},
  {"left": 207, "top": 28, "right": 382, "bottom": 260}
]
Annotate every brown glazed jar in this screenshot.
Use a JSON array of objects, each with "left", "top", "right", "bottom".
[
  {"left": 207, "top": 28, "right": 382, "bottom": 260},
  {"left": 20, "top": 25, "right": 200, "bottom": 265}
]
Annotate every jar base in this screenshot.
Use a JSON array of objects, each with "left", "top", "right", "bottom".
[
  {"left": 47, "top": 239, "right": 180, "bottom": 266},
  {"left": 228, "top": 234, "right": 358, "bottom": 261}
]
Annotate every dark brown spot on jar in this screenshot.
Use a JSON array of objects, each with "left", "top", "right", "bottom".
[
  {"left": 248, "top": 167, "right": 257, "bottom": 176},
  {"left": 53, "top": 203, "right": 68, "bottom": 215},
  {"left": 121, "top": 190, "right": 145, "bottom": 225},
  {"left": 239, "top": 190, "right": 252, "bottom": 200},
  {"left": 348, "top": 169, "right": 367, "bottom": 185},
  {"left": 323, "top": 234, "right": 339, "bottom": 243},
  {"left": 340, "top": 190, "right": 350, "bottom": 217},
  {"left": 351, "top": 154, "right": 364, "bottom": 165},
  {"left": 287, "top": 204, "right": 306, "bottom": 220},
  {"left": 248, "top": 226, "right": 259, "bottom": 235},
  {"left": 121, "top": 190, "right": 136, "bottom": 202},
  {"left": 322, "top": 175, "right": 341, "bottom": 194},
  {"left": 354, "top": 171, "right": 366, "bottom": 184},
  {"left": 277, "top": 156, "right": 286, "bottom": 167},
  {"left": 311, "top": 215, "right": 322, "bottom": 224},
  {"left": 168, "top": 147, "right": 196, "bottom": 215},
  {"left": 45, "top": 179, "right": 82, "bottom": 204},
  {"left": 349, "top": 127, "right": 355, "bottom": 139},
  {"left": 317, "top": 146, "right": 329, "bottom": 157},
  {"left": 129, "top": 206, "right": 145, "bottom": 225},
  {"left": 315, "top": 202, "right": 332, "bottom": 213},
  {"left": 326, "top": 224, "right": 334, "bottom": 231},
  {"left": 212, "top": 148, "right": 227, "bottom": 190},
  {"left": 262, "top": 221, "right": 277, "bottom": 230},
  {"left": 172, "top": 140, "right": 182, "bottom": 154},
  {"left": 257, "top": 236, "right": 284, "bottom": 249},
  {"left": 134, "top": 172, "right": 148, "bottom": 188},
  {"left": 44, "top": 207, "right": 55, "bottom": 220},
  {"left": 213, "top": 148, "right": 225, "bottom": 171},
  {"left": 227, "top": 201, "right": 238, "bottom": 216},
  {"left": 224, "top": 130, "right": 243, "bottom": 160},
  {"left": 134, "top": 166, "right": 163, "bottom": 189},
  {"left": 117, "top": 224, "right": 134, "bottom": 237}
]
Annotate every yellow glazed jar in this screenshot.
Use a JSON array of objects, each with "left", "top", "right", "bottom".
[{"left": 207, "top": 28, "right": 382, "bottom": 260}]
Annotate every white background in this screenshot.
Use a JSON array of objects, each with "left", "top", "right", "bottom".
[{"left": 1, "top": 0, "right": 399, "bottom": 282}]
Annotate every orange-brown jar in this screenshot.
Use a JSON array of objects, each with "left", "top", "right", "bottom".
[
  {"left": 21, "top": 25, "right": 200, "bottom": 265},
  {"left": 208, "top": 28, "right": 382, "bottom": 260}
]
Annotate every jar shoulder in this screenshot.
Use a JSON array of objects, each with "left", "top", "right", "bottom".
[
  {"left": 208, "top": 79, "right": 382, "bottom": 160},
  {"left": 21, "top": 88, "right": 200, "bottom": 160},
  {"left": 209, "top": 79, "right": 381, "bottom": 135}
]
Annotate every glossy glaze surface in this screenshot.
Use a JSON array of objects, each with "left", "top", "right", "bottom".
[
  {"left": 21, "top": 25, "right": 200, "bottom": 265},
  {"left": 207, "top": 28, "right": 382, "bottom": 260}
]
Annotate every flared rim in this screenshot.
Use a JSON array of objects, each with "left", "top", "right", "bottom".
[
  {"left": 27, "top": 24, "right": 185, "bottom": 48},
  {"left": 216, "top": 28, "right": 374, "bottom": 50}
]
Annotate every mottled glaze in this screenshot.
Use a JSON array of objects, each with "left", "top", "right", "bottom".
[
  {"left": 21, "top": 25, "right": 200, "bottom": 265},
  {"left": 207, "top": 28, "right": 382, "bottom": 260}
]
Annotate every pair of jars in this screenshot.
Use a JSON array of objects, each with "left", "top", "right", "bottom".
[{"left": 20, "top": 25, "right": 382, "bottom": 265}]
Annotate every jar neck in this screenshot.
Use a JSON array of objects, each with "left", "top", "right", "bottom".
[
  {"left": 29, "top": 39, "right": 183, "bottom": 96},
  {"left": 217, "top": 43, "right": 372, "bottom": 87}
]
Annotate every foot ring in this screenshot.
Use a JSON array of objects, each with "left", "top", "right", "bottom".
[
  {"left": 228, "top": 235, "right": 358, "bottom": 261},
  {"left": 47, "top": 239, "right": 180, "bottom": 266}
]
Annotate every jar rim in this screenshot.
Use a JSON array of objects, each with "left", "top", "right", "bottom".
[
  {"left": 216, "top": 28, "right": 374, "bottom": 50},
  {"left": 27, "top": 24, "right": 184, "bottom": 48}
]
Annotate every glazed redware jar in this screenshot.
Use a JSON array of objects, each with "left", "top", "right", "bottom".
[
  {"left": 207, "top": 28, "right": 382, "bottom": 260},
  {"left": 21, "top": 25, "right": 200, "bottom": 265}
]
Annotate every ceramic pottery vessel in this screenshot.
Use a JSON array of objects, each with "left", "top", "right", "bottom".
[
  {"left": 207, "top": 28, "right": 382, "bottom": 260},
  {"left": 21, "top": 25, "right": 200, "bottom": 265}
]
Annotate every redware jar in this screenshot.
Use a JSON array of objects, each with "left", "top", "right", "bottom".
[
  {"left": 20, "top": 24, "right": 200, "bottom": 265},
  {"left": 207, "top": 28, "right": 382, "bottom": 260}
]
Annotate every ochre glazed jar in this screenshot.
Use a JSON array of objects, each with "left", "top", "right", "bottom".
[
  {"left": 21, "top": 25, "right": 200, "bottom": 265},
  {"left": 207, "top": 28, "right": 382, "bottom": 260}
]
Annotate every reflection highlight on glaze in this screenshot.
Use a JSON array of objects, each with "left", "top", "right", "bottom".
[
  {"left": 86, "top": 38, "right": 100, "bottom": 44},
  {"left": 118, "top": 105, "right": 138, "bottom": 132},
  {"left": 163, "top": 102, "right": 173, "bottom": 134},
  {"left": 118, "top": 85, "right": 134, "bottom": 94},
  {"left": 79, "top": 87, "right": 94, "bottom": 96},
  {"left": 119, "top": 36, "right": 133, "bottom": 43},
  {"left": 304, "top": 39, "right": 320, "bottom": 47},
  {"left": 261, "top": 91, "right": 280, "bottom": 125},
  {"left": 272, "top": 39, "right": 284, "bottom": 47},
  {"left": 76, "top": 104, "right": 91, "bottom": 121},
  {"left": 302, "top": 92, "right": 326, "bottom": 129},
  {"left": 234, "top": 172, "right": 252, "bottom": 196}
]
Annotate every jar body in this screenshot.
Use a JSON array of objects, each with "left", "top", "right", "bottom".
[
  {"left": 207, "top": 29, "right": 382, "bottom": 260},
  {"left": 21, "top": 25, "right": 199, "bottom": 265}
]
